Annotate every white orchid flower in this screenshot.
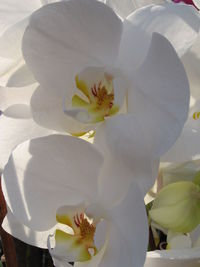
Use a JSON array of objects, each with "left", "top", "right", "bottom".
[
  {"left": 20, "top": 0, "right": 188, "bottom": 172},
  {"left": 2, "top": 134, "right": 148, "bottom": 267},
  {"left": 0, "top": 0, "right": 140, "bottom": 86},
  {"left": 0, "top": 0, "right": 199, "bottom": 88}
]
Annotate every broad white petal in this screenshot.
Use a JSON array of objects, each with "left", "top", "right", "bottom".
[
  {"left": 95, "top": 115, "right": 159, "bottom": 195},
  {"left": 106, "top": 0, "right": 137, "bottom": 18},
  {"left": 0, "top": 84, "right": 36, "bottom": 111},
  {"left": 146, "top": 247, "right": 200, "bottom": 260},
  {"left": 5, "top": 63, "right": 36, "bottom": 88},
  {"left": 0, "top": 18, "right": 27, "bottom": 60},
  {"left": 98, "top": 156, "right": 159, "bottom": 203},
  {"left": 182, "top": 35, "right": 200, "bottom": 99},
  {"left": 31, "top": 86, "right": 92, "bottom": 133},
  {"left": 128, "top": 33, "right": 189, "bottom": 158},
  {"left": 2, "top": 135, "right": 103, "bottom": 231},
  {"left": 161, "top": 159, "right": 200, "bottom": 186},
  {"left": 0, "top": 18, "right": 34, "bottom": 87},
  {"left": 162, "top": 101, "right": 200, "bottom": 162},
  {"left": 0, "top": 0, "right": 41, "bottom": 35},
  {"left": 22, "top": 0, "right": 122, "bottom": 96},
  {"left": 119, "top": 3, "right": 200, "bottom": 73},
  {"left": 3, "top": 207, "right": 53, "bottom": 249},
  {"left": 98, "top": 182, "right": 148, "bottom": 267},
  {"left": 132, "top": 0, "right": 166, "bottom": 8},
  {"left": 0, "top": 115, "right": 51, "bottom": 170}
]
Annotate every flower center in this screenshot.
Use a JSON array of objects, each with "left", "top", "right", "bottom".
[
  {"left": 64, "top": 67, "right": 120, "bottom": 125},
  {"left": 91, "top": 81, "right": 114, "bottom": 112},
  {"left": 49, "top": 206, "right": 98, "bottom": 263},
  {"left": 73, "top": 213, "right": 96, "bottom": 247}
]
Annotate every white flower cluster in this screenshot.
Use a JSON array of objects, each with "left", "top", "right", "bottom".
[{"left": 0, "top": 0, "right": 200, "bottom": 266}]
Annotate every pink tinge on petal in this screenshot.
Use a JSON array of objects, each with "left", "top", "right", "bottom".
[{"left": 172, "top": 0, "right": 198, "bottom": 9}]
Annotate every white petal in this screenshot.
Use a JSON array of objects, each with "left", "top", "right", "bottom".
[
  {"left": 0, "top": 0, "right": 41, "bottom": 35},
  {"left": 191, "top": 225, "right": 200, "bottom": 246},
  {"left": 182, "top": 35, "right": 200, "bottom": 99},
  {"left": 106, "top": 0, "right": 137, "bottom": 18},
  {"left": 162, "top": 100, "right": 200, "bottom": 162},
  {"left": 2, "top": 135, "right": 104, "bottom": 231},
  {"left": 95, "top": 115, "right": 159, "bottom": 195},
  {"left": 128, "top": 33, "right": 189, "bottom": 158},
  {"left": 2, "top": 207, "right": 53, "bottom": 249},
  {"left": 167, "top": 232, "right": 192, "bottom": 249},
  {"left": 22, "top": 0, "right": 122, "bottom": 96},
  {"left": 5, "top": 63, "right": 36, "bottom": 88},
  {"left": 0, "top": 19, "right": 27, "bottom": 60},
  {"left": 193, "top": 0, "right": 200, "bottom": 8},
  {"left": 99, "top": 181, "right": 148, "bottom": 267},
  {"left": 98, "top": 156, "right": 159, "bottom": 204},
  {"left": 0, "top": 115, "right": 51, "bottom": 170},
  {"left": 31, "top": 86, "right": 92, "bottom": 133},
  {"left": 119, "top": 3, "right": 200, "bottom": 73},
  {"left": 0, "top": 84, "right": 36, "bottom": 111},
  {"left": 0, "top": 17, "right": 36, "bottom": 87},
  {"left": 161, "top": 160, "right": 200, "bottom": 186},
  {"left": 132, "top": 0, "right": 166, "bottom": 8},
  {"left": 146, "top": 247, "right": 200, "bottom": 260}
]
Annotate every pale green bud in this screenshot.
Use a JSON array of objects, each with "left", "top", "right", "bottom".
[{"left": 149, "top": 181, "right": 200, "bottom": 233}]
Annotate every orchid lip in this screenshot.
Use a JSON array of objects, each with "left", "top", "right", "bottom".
[
  {"left": 63, "top": 67, "right": 121, "bottom": 125},
  {"left": 48, "top": 204, "right": 104, "bottom": 263}
]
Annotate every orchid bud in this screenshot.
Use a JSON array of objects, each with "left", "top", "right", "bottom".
[{"left": 149, "top": 181, "right": 200, "bottom": 233}]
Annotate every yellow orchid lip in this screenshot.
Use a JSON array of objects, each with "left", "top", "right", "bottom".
[
  {"left": 73, "top": 71, "right": 119, "bottom": 123},
  {"left": 51, "top": 207, "right": 98, "bottom": 263},
  {"left": 64, "top": 67, "right": 120, "bottom": 125}
]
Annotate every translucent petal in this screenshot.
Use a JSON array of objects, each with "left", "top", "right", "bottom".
[
  {"left": 22, "top": 0, "right": 122, "bottom": 96},
  {"left": 2, "top": 135, "right": 103, "bottom": 230}
]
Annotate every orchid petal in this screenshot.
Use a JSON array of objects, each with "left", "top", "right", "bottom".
[
  {"left": 2, "top": 207, "right": 54, "bottom": 249},
  {"left": 31, "top": 86, "right": 92, "bottom": 133},
  {"left": 106, "top": 0, "right": 137, "bottom": 18},
  {"left": 2, "top": 135, "right": 103, "bottom": 231},
  {"left": 0, "top": 84, "right": 36, "bottom": 111},
  {"left": 98, "top": 181, "right": 148, "bottom": 267},
  {"left": 162, "top": 100, "right": 200, "bottom": 163},
  {"left": 0, "top": 0, "right": 41, "bottom": 36},
  {"left": 132, "top": 0, "right": 166, "bottom": 8},
  {"left": 51, "top": 229, "right": 92, "bottom": 262},
  {"left": 182, "top": 35, "right": 200, "bottom": 99},
  {"left": 128, "top": 33, "right": 189, "bottom": 158},
  {"left": 0, "top": 115, "right": 51, "bottom": 170},
  {"left": 22, "top": 0, "right": 122, "bottom": 96},
  {"left": 5, "top": 63, "right": 36, "bottom": 88},
  {"left": 0, "top": 17, "right": 36, "bottom": 87},
  {"left": 119, "top": 3, "right": 200, "bottom": 73},
  {"left": 95, "top": 115, "right": 159, "bottom": 195},
  {"left": 56, "top": 203, "right": 85, "bottom": 234},
  {"left": 161, "top": 160, "right": 200, "bottom": 186}
]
